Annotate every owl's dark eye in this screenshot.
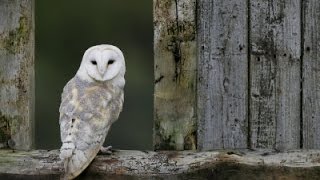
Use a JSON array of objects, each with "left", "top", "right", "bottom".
[
  {"left": 91, "top": 60, "right": 97, "bottom": 65},
  {"left": 108, "top": 60, "right": 115, "bottom": 65}
]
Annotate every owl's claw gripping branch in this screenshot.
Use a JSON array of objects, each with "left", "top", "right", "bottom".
[{"left": 99, "top": 146, "right": 113, "bottom": 155}]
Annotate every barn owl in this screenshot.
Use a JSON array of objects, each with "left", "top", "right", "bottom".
[{"left": 59, "top": 45, "right": 125, "bottom": 179}]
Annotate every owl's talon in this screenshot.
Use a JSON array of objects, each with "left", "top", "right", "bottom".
[{"left": 99, "top": 145, "right": 113, "bottom": 154}]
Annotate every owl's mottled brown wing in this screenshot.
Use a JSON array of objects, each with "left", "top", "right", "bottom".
[{"left": 59, "top": 77, "right": 121, "bottom": 179}]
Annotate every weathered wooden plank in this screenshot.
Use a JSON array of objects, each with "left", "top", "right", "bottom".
[
  {"left": 302, "top": 0, "right": 320, "bottom": 149},
  {"left": 0, "top": 0, "right": 34, "bottom": 150},
  {"left": 2, "top": 149, "right": 320, "bottom": 179},
  {"left": 197, "top": 0, "right": 248, "bottom": 150},
  {"left": 249, "top": 0, "right": 301, "bottom": 150},
  {"left": 154, "top": 0, "right": 197, "bottom": 150}
]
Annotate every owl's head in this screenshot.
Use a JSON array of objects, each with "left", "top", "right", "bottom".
[{"left": 77, "top": 45, "right": 125, "bottom": 86}]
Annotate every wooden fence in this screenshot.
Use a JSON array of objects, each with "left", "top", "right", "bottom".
[
  {"left": 154, "top": 0, "right": 320, "bottom": 151},
  {"left": 2, "top": 0, "right": 320, "bottom": 179}
]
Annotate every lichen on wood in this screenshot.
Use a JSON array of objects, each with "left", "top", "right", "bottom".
[
  {"left": 1, "top": 16, "right": 31, "bottom": 54},
  {"left": 154, "top": 0, "right": 197, "bottom": 150},
  {"left": 0, "top": 0, "right": 34, "bottom": 150}
]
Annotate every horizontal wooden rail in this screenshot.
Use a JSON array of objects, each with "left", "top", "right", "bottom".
[{"left": 1, "top": 149, "right": 320, "bottom": 179}]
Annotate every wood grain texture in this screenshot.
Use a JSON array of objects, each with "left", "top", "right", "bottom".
[
  {"left": 249, "top": 0, "right": 301, "bottom": 150},
  {"left": 2, "top": 149, "right": 320, "bottom": 179},
  {"left": 302, "top": 0, "right": 320, "bottom": 149},
  {"left": 154, "top": 0, "right": 197, "bottom": 150},
  {"left": 0, "top": 0, "right": 34, "bottom": 150},
  {"left": 197, "top": 0, "right": 248, "bottom": 150}
]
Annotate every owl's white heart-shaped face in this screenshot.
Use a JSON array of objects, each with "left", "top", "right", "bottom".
[{"left": 77, "top": 45, "right": 125, "bottom": 83}]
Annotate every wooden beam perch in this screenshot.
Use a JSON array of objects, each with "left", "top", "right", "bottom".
[{"left": 1, "top": 149, "right": 320, "bottom": 179}]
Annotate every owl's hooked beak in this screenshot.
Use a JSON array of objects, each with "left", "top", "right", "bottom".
[{"left": 98, "top": 65, "right": 106, "bottom": 76}]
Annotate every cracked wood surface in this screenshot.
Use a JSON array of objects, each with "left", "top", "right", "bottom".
[
  {"left": 249, "top": 0, "right": 301, "bottom": 150},
  {"left": 1, "top": 149, "right": 320, "bottom": 179},
  {"left": 197, "top": 0, "right": 249, "bottom": 150}
]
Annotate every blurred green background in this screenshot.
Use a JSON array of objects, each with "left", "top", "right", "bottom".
[{"left": 35, "top": 1, "right": 153, "bottom": 150}]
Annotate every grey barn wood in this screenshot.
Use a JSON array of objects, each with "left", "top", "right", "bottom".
[
  {"left": 155, "top": 0, "right": 311, "bottom": 151},
  {"left": 249, "top": 0, "right": 301, "bottom": 150},
  {"left": 197, "top": 0, "right": 249, "bottom": 150},
  {"left": 302, "top": 0, "right": 320, "bottom": 149}
]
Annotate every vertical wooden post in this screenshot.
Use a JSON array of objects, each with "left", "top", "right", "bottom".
[
  {"left": 154, "top": 0, "right": 197, "bottom": 150},
  {"left": 302, "top": 0, "right": 320, "bottom": 148},
  {"left": 249, "top": 0, "right": 301, "bottom": 150},
  {"left": 0, "top": 0, "right": 34, "bottom": 150},
  {"left": 197, "top": 0, "right": 249, "bottom": 150}
]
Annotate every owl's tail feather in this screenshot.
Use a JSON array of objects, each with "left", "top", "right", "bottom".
[
  {"left": 60, "top": 159, "right": 74, "bottom": 180},
  {"left": 60, "top": 132, "right": 76, "bottom": 179}
]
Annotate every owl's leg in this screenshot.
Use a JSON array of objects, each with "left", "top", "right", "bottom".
[{"left": 99, "top": 145, "right": 112, "bottom": 155}]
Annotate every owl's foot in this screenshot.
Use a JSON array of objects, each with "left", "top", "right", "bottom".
[{"left": 99, "top": 145, "right": 113, "bottom": 155}]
